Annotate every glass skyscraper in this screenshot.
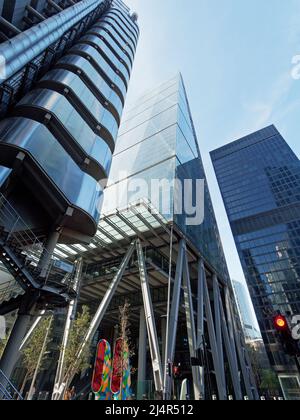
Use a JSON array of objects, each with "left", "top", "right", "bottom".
[
  {"left": 232, "top": 280, "right": 261, "bottom": 341},
  {"left": 102, "top": 73, "right": 229, "bottom": 278},
  {"left": 66, "top": 75, "right": 257, "bottom": 400},
  {"left": 211, "top": 125, "right": 300, "bottom": 381},
  {"left": 0, "top": 74, "right": 257, "bottom": 400}
]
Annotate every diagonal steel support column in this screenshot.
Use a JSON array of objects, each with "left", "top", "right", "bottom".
[
  {"left": 216, "top": 287, "right": 243, "bottom": 400},
  {"left": 52, "top": 258, "right": 83, "bottom": 400},
  {"left": 243, "top": 339, "right": 259, "bottom": 400},
  {"left": 225, "top": 288, "right": 239, "bottom": 374},
  {"left": 202, "top": 268, "right": 227, "bottom": 400},
  {"left": 163, "top": 239, "right": 185, "bottom": 399},
  {"left": 82, "top": 241, "right": 136, "bottom": 342},
  {"left": 225, "top": 288, "right": 258, "bottom": 400},
  {"left": 213, "top": 274, "right": 226, "bottom": 393},
  {"left": 227, "top": 283, "right": 259, "bottom": 400},
  {"left": 57, "top": 241, "right": 136, "bottom": 399},
  {"left": 136, "top": 240, "right": 163, "bottom": 392},
  {"left": 182, "top": 251, "right": 203, "bottom": 400},
  {"left": 166, "top": 240, "right": 185, "bottom": 365},
  {"left": 196, "top": 260, "right": 205, "bottom": 350},
  {"left": 137, "top": 308, "right": 147, "bottom": 399},
  {"left": 19, "top": 310, "right": 46, "bottom": 351}
]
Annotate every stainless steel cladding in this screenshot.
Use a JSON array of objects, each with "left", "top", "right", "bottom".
[{"left": 0, "top": 0, "right": 139, "bottom": 241}]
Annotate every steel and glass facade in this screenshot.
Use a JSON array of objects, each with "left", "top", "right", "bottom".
[
  {"left": 54, "top": 75, "right": 257, "bottom": 400},
  {"left": 0, "top": 0, "right": 139, "bottom": 242},
  {"left": 232, "top": 280, "right": 261, "bottom": 341},
  {"left": 0, "top": 74, "right": 258, "bottom": 401},
  {"left": 102, "top": 74, "right": 229, "bottom": 278},
  {"left": 211, "top": 125, "right": 300, "bottom": 378}
]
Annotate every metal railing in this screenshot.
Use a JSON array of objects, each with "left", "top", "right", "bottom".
[
  {"left": 0, "top": 193, "right": 76, "bottom": 294},
  {"left": 0, "top": 277, "right": 24, "bottom": 305},
  {"left": 0, "top": 369, "right": 23, "bottom": 400}
]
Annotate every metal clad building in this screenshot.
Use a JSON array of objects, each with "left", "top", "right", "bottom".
[
  {"left": 0, "top": 0, "right": 139, "bottom": 243},
  {"left": 0, "top": 0, "right": 139, "bottom": 385}
]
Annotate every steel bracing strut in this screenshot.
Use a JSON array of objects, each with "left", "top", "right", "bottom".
[{"left": 52, "top": 239, "right": 259, "bottom": 401}]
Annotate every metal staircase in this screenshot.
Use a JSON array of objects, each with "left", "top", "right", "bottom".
[
  {"left": 0, "top": 193, "right": 77, "bottom": 315},
  {"left": 0, "top": 276, "right": 24, "bottom": 304},
  {"left": 0, "top": 369, "right": 23, "bottom": 400},
  {"left": 0, "top": 276, "right": 24, "bottom": 315}
]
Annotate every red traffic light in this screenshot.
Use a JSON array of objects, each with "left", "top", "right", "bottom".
[{"left": 273, "top": 315, "right": 288, "bottom": 331}]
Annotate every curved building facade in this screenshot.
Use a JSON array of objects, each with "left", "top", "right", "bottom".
[{"left": 0, "top": 0, "right": 139, "bottom": 243}]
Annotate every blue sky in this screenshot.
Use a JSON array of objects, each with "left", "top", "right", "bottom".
[{"left": 124, "top": 0, "right": 300, "bottom": 323}]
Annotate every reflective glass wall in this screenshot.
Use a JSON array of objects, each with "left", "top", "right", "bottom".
[
  {"left": 103, "top": 75, "right": 229, "bottom": 279},
  {"left": 0, "top": 0, "right": 139, "bottom": 239},
  {"left": 211, "top": 125, "right": 300, "bottom": 375}
]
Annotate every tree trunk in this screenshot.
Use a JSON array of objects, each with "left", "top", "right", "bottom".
[{"left": 19, "top": 371, "right": 30, "bottom": 400}]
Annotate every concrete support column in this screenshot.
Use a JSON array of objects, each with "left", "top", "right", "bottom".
[
  {"left": 39, "top": 229, "right": 61, "bottom": 278},
  {"left": 137, "top": 308, "right": 147, "bottom": 400},
  {"left": 0, "top": 293, "right": 35, "bottom": 398}
]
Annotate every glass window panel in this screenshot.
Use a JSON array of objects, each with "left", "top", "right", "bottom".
[
  {"left": 102, "top": 157, "right": 176, "bottom": 220},
  {"left": 109, "top": 125, "right": 176, "bottom": 185}
]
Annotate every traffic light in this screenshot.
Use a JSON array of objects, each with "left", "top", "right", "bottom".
[
  {"left": 173, "top": 363, "right": 182, "bottom": 378},
  {"left": 273, "top": 314, "right": 300, "bottom": 357},
  {"left": 273, "top": 315, "right": 288, "bottom": 332}
]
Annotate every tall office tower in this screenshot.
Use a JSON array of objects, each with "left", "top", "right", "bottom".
[
  {"left": 211, "top": 125, "right": 300, "bottom": 396},
  {"left": 56, "top": 75, "right": 258, "bottom": 400},
  {"left": 0, "top": 0, "right": 139, "bottom": 385},
  {"left": 232, "top": 280, "right": 261, "bottom": 342}
]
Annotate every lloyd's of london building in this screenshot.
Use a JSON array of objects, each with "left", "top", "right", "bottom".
[
  {"left": 0, "top": 0, "right": 139, "bottom": 387},
  {"left": 54, "top": 75, "right": 259, "bottom": 400}
]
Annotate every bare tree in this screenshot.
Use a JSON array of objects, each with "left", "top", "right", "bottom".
[
  {"left": 60, "top": 305, "right": 92, "bottom": 397},
  {"left": 0, "top": 337, "right": 7, "bottom": 359},
  {"left": 20, "top": 316, "right": 53, "bottom": 398},
  {"left": 115, "top": 300, "right": 135, "bottom": 399}
]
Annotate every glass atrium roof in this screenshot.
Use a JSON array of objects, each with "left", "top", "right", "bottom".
[{"left": 54, "top": 200, "right": 170, "bottom": 260}]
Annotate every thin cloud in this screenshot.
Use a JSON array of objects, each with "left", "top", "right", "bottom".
[{"left": 230, "top": 71, "right": 295, "bottom": 141}]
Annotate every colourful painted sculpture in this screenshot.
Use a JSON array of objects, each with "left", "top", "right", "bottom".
[
  {"left": 92, "top": 338, "right": 132, "bottom": 401},
  {"left": 111, "top": 338, "right": 123, "bottom": 400},
  {"left": 121, "top": 340, "right": 132, "bottom": 400},
  {"left": 91, "top": 340, "right": 112, "bottom": 400}
]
